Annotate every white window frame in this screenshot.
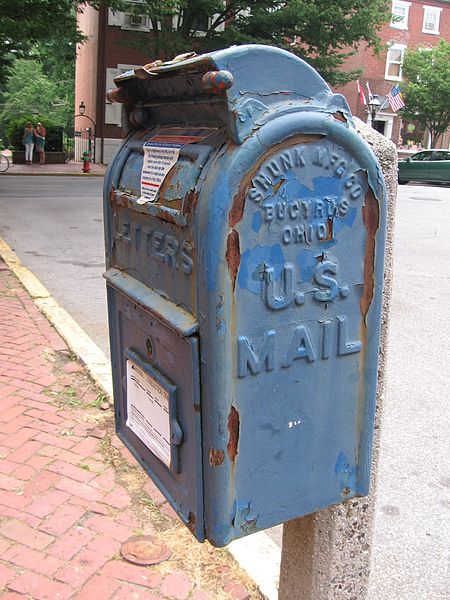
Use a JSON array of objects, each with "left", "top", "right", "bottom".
[
  {"left": 390, "top": 1, "right": 411, "bottom": 30},
  {"left": 422, "top": 6, "right": 442, "bottom": 34},
  {"left": 385, "top": 43, "right": 406, "bottom": 82},
  {"left": 171, "top": 12, "right": 225, "bottom": 36},
  {"left": 105, "top": 63, "right": 141, "bottom": 127},
  {"left": 108, "top": 5, "right": 159, "bottom": 31}
]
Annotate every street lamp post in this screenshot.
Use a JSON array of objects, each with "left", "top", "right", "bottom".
[
  {"left": 74, "top": 102, "right": 96, "bottom": 162},
  {"left": 368, "top": 95, "right": 381, "bottom": 130}
]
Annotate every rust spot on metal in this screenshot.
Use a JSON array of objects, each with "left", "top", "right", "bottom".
[
  {"left": 229, "top": 187, "right": 246, "bottom": 228},
  {"left": 182, "top": 189, "right": 199, "bottom": 217},
  {"left": 227, "top": 406, "right": 240, "bottom": 462},
  {"left": 361, "top": 190, "right": 379, "bottom": 319},
  {"left": 229, "top": 134, "right": 323, "bottom": 227},
  {"left": 225, "top": 230, "right": 240, "bottom": 291},
  {"left": 109, "top": 187, "right": 117, "bottom": 206},
  {"left": 272, "top": 180, "right": 283, "bottom": 194},
  {"left": 187, "top": 511, "right": 196, "bottom": 533},
  {"left": 155, "top": 208, "right": 176, "bottom": 224},
  {"left": 110, "top": 191, "right": 134, "bottom": 209},
  {"left": 209, "top": 448, "right": 225, "bottom": 466},
  {"left": 333, "top": 111, "right": 347, "bottom": 123},
  {"left": 325, "top": 217, "right": 333, "bottom": 241}
]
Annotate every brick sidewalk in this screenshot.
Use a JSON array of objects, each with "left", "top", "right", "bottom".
[{"left": 0, "top": 260, "right": 260, "bottom": 600}]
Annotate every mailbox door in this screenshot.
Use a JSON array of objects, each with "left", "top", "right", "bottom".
[
  {"left": 198, "top": 114, "right": 387, "bottom": 546},
  {"left": 106, "top": 281, "right": 203, "bottom": 538}
]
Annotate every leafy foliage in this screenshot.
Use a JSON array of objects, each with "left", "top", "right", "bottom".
[
  {"left": 5, "top": 115, "right": 63, "bottom": 152},
  {"left": 0, "top": 0, "right": 71, "bottom": 84},
  {"left": 113, "top": 0, "right": 391, "bottom": 85},
  {"left": 0, "top": 59, "right": 68, "bottom": 132},
  {"left": 402, "top": 40, "right": 450, "bottom": 147}
]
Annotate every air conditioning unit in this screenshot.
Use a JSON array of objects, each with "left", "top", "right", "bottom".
[{"left": 130, "top": 14, "right": 145, "bottom": 26}]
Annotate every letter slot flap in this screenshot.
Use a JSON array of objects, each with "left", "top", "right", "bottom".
[{"left": 116, "top": 131, "right": 216, "bottom": 226}]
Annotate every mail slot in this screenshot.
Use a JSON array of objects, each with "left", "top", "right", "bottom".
[{"left": 103, "top": 44, "right": 387, "bottom": 547}]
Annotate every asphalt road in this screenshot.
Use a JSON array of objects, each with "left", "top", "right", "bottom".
[
  {"left": 0, "top": 176, "right": 109, "bottom": 356},
  {"left": 0, "top": 176, "right": 449, "bottom": 597}
]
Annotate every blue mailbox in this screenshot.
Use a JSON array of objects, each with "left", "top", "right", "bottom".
[{"left": 103, "top": 45, "right": 387, "bottom": 547}]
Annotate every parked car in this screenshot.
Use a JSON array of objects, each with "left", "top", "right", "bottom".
[{"left": 398, "top": 149, "right": 450, "bottom": 184}]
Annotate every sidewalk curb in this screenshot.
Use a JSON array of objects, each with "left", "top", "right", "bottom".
[
  {"left": 0, "top": 236, "right": 280, "bottom": 600},
  {"left": 3, "top": 171, "right": 105, "bottom": 177},
  {"left": 0, "top": 238, "right": 112, "bottom": 396}
]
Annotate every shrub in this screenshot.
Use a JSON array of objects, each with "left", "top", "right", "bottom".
[{"left": 5, "top": 116, "right": 63, "bottom": 152}]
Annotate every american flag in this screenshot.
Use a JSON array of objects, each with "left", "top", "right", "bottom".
[{"left": 388, "top": 84, "right": 405, "bottom": 112}]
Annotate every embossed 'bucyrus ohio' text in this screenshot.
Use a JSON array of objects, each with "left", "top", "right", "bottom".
[{"left": 237, "top": 315, "right": 361, "bottom": 378}]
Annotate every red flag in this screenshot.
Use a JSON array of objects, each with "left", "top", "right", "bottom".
[
  {"left": 357, "top": 80, "right": 366, "bottom": 105},
  {"left": 366, "top": 81, "right": 373, "bottom": 102}
]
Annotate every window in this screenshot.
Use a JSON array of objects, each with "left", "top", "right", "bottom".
[
  {"left": 411, "top": 151, "right": 432, "bottom": 161},
  {"left": 105, "top": 64, "right": 141, "bottom": 126},
  {"left": 108, "top": 5, "right": 157, "bottom": 31},
  {"left": 385, "top": 44, "right": 406, "bottom": 81},
  {"left": 171, "top": 11, "right": 225, "bottom": 35},
  {"left": 391, "top": 1, "right": 411, "bottom": 29},
  {"left": 423, "top": 6, "right": 442, "bottom": 34},
  {"left": 433, "top": 151, "right": 450, "bottom": 161}
]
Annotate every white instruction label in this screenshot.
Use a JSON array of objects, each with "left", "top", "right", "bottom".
[
  {"left": 139, "top": 142, "right": 181, "bottom": 204},
  {"left": 126, "top": 359, "right": 170, "bottom": 467}
]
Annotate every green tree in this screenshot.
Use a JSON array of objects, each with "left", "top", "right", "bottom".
[
  {"left": 0, "top": 0, "right": 123, "bottom": 85},
  {"left": 401, "top": 40, "right": 450, "bottom": 148},
  {"left": 114, "top": 0, "right": 391, "bottom": 85},
  {"left": 0, "top": 59, "right": 67, "bottom": 128}
]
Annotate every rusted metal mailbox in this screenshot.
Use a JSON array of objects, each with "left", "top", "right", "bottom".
[{"left": 103, "top": 44, "right": 387, "bottom": 547}]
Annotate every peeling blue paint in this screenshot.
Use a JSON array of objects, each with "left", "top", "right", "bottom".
[
  {"left": 238, "top": 244, "right": 285, "bottom": 293},
  {"left": 251, "top": 210, "right": 263, "bottom": 233},
  {"left": 335, "top": 451, "right": 357, "bottom": 493}
]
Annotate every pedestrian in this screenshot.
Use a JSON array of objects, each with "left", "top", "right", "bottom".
[
  {"left": 34, "top": 122, "right": 46, "bottom": 165},
  {"left": 23, "top": 121, "right": 34, "bottom": 164}
]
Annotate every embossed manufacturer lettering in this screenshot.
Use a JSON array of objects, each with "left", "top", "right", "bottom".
[
  {"left": 238, "top": 331, "right": 275, "bottom": 377},
  {"left": 114, "top": 214, "right": 194, "bottom": 275},
  {"left": 264, "top": 265, "right": 294, "bottom": 310},
  {"left": 313, "top": 261, "right": 339, "bottom": 302},
  {"left": 337, "top": 315, "right": 362, "bottom": 355},
  {"left": 263, "top": 261, "right": 349, "bottom": 310},
  {"left": 320, "top": 319, "right": 333, "bottom": 359},
  {"left": 237, "top": 315, "right": 362, "bottom": 377},
  {"left": 283, "top": 326, "right": 316, "bottom": 367},
  {"left": 180, "top": 242, "right": 193, "bottom": 275}
]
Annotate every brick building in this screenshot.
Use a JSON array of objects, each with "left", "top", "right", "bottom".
[
  {"left": 75, "top": 3, "right": 155, "bottom": 163},
  {"left": 339, "top": 0, "right": 450, "bottom": 149},
  {"left": 75, "top": 1, "right": 450, "bottom": 163}
]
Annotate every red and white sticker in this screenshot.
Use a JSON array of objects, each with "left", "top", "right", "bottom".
[{"left": 139, "top": 141, "right": 181, "bottom": 204}]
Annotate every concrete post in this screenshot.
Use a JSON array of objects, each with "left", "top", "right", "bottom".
[{"left": 278, "top": 119, "right": 398, "bottom": 600}]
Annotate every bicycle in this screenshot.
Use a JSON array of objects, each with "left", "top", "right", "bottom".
[{"left": 0, "top": 152, "right": 10, "bottom": 173}]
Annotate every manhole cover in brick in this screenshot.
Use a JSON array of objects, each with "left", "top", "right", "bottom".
[{"left": 121, "top": 535, "right": 172, "bottom": 565}]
